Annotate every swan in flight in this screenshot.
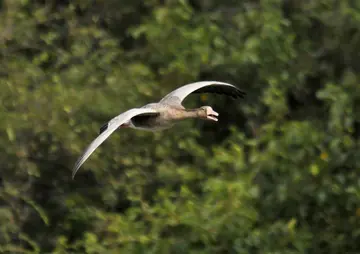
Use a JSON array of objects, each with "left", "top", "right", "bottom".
[{"left": 72, "top": 81, "right": 246, "bottom": 178}]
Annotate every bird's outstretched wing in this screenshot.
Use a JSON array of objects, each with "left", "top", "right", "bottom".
[
  {"left": 72, "top": 108, "right": 158, "bottom": 179},
  {"left": 160, "top": 81, "right": 246, "bottom": 105}
]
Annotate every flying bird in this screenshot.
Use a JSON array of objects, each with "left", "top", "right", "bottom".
[{"left": 72, "top": 81, "right": 246, "bottom": 178}]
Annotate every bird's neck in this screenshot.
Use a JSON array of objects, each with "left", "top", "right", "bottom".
[{"left": 177, "top": 108, "right": 204, "bottom": 119}]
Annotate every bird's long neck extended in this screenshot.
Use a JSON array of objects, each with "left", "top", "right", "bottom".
[{"left": 171, "top": 108, "right": 203, "bottom": 120}]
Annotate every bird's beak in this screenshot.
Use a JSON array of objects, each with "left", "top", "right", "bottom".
[{"left": 206, "top": 108, "right": 219, "bottom": 121}]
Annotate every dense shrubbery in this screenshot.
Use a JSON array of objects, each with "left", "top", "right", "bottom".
[{"left": 0, "top": 0, "right": 359, "bottom": 253}]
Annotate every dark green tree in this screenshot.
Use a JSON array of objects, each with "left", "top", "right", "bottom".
[{"left": 0, "top": 0, "right": 359, "bottom": 253}]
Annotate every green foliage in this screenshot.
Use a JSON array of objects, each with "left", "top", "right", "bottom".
[{"left": 0, "top": 0, "right": 359, "bottom": 253}]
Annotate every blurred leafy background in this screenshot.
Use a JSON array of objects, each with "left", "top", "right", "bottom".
[{"left": 0, "top": 0, "right": 360, "bottom": 253}]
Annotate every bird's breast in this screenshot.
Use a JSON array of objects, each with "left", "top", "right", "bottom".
[{"left": 130, "top": 112, "right": 174, "bottom": 130}]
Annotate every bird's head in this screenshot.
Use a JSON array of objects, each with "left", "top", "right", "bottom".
[{"left": 200, "top": 106, "right": 219, "bottom": 121}]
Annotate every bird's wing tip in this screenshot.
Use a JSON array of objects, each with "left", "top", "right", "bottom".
[{"left": 71, "top": 164, "right": 80, "bottom": 179}]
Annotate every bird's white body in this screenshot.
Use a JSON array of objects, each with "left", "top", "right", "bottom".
[{"left": 72, "top": 81, "right": 246, "bottom": 178}]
